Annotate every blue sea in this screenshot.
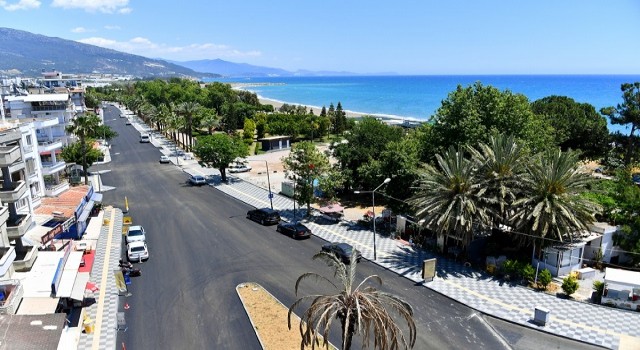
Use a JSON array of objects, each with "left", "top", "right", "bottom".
[{"left": 207, "top": 75, "right": 640, "bottom": 133}]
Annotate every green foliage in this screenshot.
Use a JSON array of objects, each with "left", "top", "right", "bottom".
[
  {"left": 92, "top": 124, "right": 118, "bottom": 141},
  {"left": 243, "top": 118, "right": 256, "bottom": 141},
  {"left": 538, "top": 269, "right": 552, "bottom": 289},
  {"left": 317, "top": 170, "right": 346, "bottom": 202},
  {"left": 425, "top": 82, "right": 555, "bottom": 160},
  {"left": 282, "top": 141, "right": 331, "bottom": 212},
  {"left": 593, "top": 280, "right": 605, "bottom": 297},
  {"left": 193, "top": 133, "right": 248, "bottom": 182},
  {"left": 520, "top": 264, "right": 536, "bottom": 284},
  {"left": 531, "top": 96, "right": 610, "bottom": 160},
  {"left": 60, "top": 141, "right": 103, "bottom": 168},
  {"left": 561, "top": 276, "right": 579, "bottom": 296},
  {"left": 503, "top": 259, "right": 521, "bottom": 278},
  {"left": 600, "top": 82, "right": 640, "bottom": 165},
  {"left": 332, "top": 117, "right": 403, "bottom": 190}
]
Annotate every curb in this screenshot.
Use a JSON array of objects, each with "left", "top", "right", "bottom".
[{"left": 235, "top": 283, "right": 266, "bottom": 350}]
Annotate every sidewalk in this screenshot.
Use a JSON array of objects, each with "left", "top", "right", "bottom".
[{"left": 123, "top": 106, "right": 640, "bottom": 350}]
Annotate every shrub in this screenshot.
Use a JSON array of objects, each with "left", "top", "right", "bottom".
[
  {"left": 593, "top": 280, "right": 605, "bottom": 297},
  {"left": 538, "top": 269, "right": 552, "bottom": 290},
  {"left": 521, "top": 264, "right": 536, "bottom": 284},
  {"left": 503, "top": 259, "right": 519, "bottom": 277},
  {"left": 562, "top": 276, "right": 579, "bottom": 296}
]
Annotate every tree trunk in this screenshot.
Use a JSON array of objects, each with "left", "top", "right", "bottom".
[
  {"left": 624, "top": 125, "right": 636, "bottom": 165},
  {"left": 341, "top": 317, "right": 355, "bottom": 350}
]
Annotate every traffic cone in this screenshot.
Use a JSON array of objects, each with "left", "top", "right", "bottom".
[{"left": 124, "top": 303, "right": 130, "bottom": 310}]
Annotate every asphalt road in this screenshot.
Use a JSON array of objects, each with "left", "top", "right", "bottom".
[{"left": 97, "top": 105, "right": 603, "bottom": 350}]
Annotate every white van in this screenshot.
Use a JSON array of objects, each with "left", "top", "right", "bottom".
[{"left": 140, "top": 134, "right": 150, "bottom": 143}]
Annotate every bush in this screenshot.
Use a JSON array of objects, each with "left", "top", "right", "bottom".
[
  {"left": 593, "top": 280, "right": 605, "bottom": 297},
  {"left": 503, "top": 259, "right": 520, "bottom": 278},
  {"left": 520, "top": 264, "right": 536, "bottom": 284},
  {"left": 562, "top": 276, "right": 579, "bottom": 296},
  {"left": 538, "top": 269, "right": 552, "bottom": 290}
]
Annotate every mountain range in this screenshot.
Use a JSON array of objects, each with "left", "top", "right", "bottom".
[
  {"left": 0, "top": 27, "right": 359, "bottom": 78},
  {"left": 0, "top": 27, "right": 213, "bottom": 78}
]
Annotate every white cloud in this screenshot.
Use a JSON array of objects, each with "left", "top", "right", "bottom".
[
  {"left": 77, "top": 36, "right": 262, "bottom": 61},
  {"left": 71, "top": 26, "right": 87, "bottom": 33},
  {"left": 104, "top": 25, "right": 121, "bottom": 30},
  {"left": 51, "top": 0, "right": 129, "bottom": 13},
  {"left": 0, "top": 0, "right": 41, "bottom": 11}
]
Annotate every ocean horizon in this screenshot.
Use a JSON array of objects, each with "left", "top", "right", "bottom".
[{"left": 206, "top": 75, "right": 640, "bottom": 133}]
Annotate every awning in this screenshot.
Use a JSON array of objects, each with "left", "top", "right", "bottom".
[
  {"left": 16, "top": 297, "right": 60, "bottom": 315},
  {"left": 70, "top": 273, "right": 90, "bottom": 301},
  {"left": 605, "top": 267, "right": 640, "bottom": 289},
  {"left": 77, "top": 200, "right": 95, "bottom": 223},
  {"left": 91, "top": 192, "right": 103, "bottom": 202},
  {"left": 55, "top": 251, "right": 83, "bottom": 298}
]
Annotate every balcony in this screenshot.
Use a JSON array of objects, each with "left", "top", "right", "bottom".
[
  {"left": 0, "top": 247, "right": 16, "bottom": 278},
  {"left": 12, "top": 245, "right": 38, "bottom": 272},
  {"left": 33, "top": 117, "right": 60, "bottom": 129},
  {"left": 7, "top": 213, "right": 32, "bottom": 240},
  {"left": 0, "top": 129, "right": 21, "bottom": 144},
  {"left": 0, "top": 280, "right": 23, "bottom": 315},
  {"left": 41, "top": 161, "right": 66, "bottom": 175},
  {"left": 45, "top": 180, "right": 69, "bottom": 197},
  {"left": 0, "top": 206, "right": 9, "bottom": 225},
  {"left": 0, "top": 146, "right": 21, "bottom": 167},
  {"left": 7, "top": 160, "right": 25, "bottom": 174},
  {"left": 37, "top": 139, "right": 63, "bottom": 154},
  {"left": 0, "top": 181, "right": 27, "bottom": 203}
]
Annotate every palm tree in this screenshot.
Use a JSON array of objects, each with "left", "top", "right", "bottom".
[
  {"left": 200, "top": 108, "right": 220, "bottom": 135},
  {"left": 409, "top": 146, "right": 490, "bottom": 252},
  {"left": 510, "top": 148, "right": 600, "bottom": 247},
  {"left": 289, "top": 252, "right": 416, "bottom": 350},
  {"left": 176, "top": 101, "right": 200, "bottom": 152},
  {"left": 467, "top": 134, "right": 528, "bottom": 228},
  {"left": 66, "top": 112, "right": 101, "bottom": 185}
]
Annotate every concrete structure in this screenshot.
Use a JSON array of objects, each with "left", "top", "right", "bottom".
[
  {"left": 258, "top": 135, "right": 291, "bottom": 152},
  {"left": 602, "top": 268, "right": 640, "bottom": 312}
]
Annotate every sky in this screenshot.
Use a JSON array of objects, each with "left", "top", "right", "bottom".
[{"left": 0, "top": 0, "right": 639, "bottom": 75}]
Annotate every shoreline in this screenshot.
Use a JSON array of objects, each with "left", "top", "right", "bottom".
[{"left": 257, "top": 96, "right": 422, "bottom": 124}]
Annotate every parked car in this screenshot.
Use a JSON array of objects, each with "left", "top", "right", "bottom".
[
  {"left": 228, "top": 163, "right": 252, "bottom": 173},
  {"left": 246, "top": 208, "right": 281, "bottom": 225},
  {"left": 125, "top": 120, "right": 132, "bottom": 125},
  {"left": 321, "top": 242, "right": 362, "bottom": 264},
  {"left": 276, "top": 222, "right": 312, "bottom": 239},
  {"left": 188, "top": 174, "right": 207, "bottom": 186},
  {"left": 159, "top": 155, "right": 170, "bottom": 164},
  {"left": 126, "top": 225, "right": 146, "bottom": 244},
  {"left": 127, "top": 241, "right": 149, "bottom": 262}
]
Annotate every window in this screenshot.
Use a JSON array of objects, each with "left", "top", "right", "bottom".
[{"left": 26, "top": 135, "right": 32, "bottom": 146}]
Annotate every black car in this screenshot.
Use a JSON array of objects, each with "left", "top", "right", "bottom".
[
  {"left": 246, "top": 208, "right": 281, "bottom": 225},
  {"left": 276, "top": 222, "right": 312, "bottom": 239},
  {"left": 321, "top": 243, "right": 362, "bottom": 264}
]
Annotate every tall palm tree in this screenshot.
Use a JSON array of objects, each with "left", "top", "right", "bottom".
[
  {"left": 467, "top": 134, "right": 528, "bottom": 228},
  {"left": 289, "top": 252, "right": 416, "bottom": 350},
  {"left": 66, "top": 112, "right": 101, "bottom": 185},
  {"left": 510, "top": 148, "right": 600, "bottom": 247},
  {"left": 409, "top": 146, "right": 490, "bottom": 252},
  {"left": 176, "top": 101, "right": 200, "bottom": 152}
]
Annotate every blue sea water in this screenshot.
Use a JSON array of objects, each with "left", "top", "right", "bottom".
[{"left": 207, "top": 75, "right": 640, "bottom": 133}]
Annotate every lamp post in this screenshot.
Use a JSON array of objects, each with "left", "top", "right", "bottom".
[
  {"left": 249, "top": 159, "right": 274, "bottom": 209},
  {"left": 354, "top": 177, "right": 391, "bottom": 260}
]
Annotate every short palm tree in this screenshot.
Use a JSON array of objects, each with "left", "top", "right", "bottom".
[
  {"left": 409, "top": 145, "right": 490, "bottom": 252},
  {"left": 66, "top": 112, "right": 100, "bottom": 185},
  {"left": 289, "top": 251, "right": 416, "bottom": 350},
  {"left": 510, "top": 148, "right": 600, "bottom": 246},
  {"left": 176, "top": 101, "right": 200, "bottom": 152}
]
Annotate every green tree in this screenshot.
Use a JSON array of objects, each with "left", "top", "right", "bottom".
[
  {"left": 200, "top": 108, "right": 220, "bottom": 135},
  {"left": 289, "top": 251, "right": 416, "bottom": 350},
  {"left": 538, "top": 269, "right": 552, "bottom": 290},
  {"left": 601, "top": 82, "right": 640, "bottom": 165},
  {"left": 282, "top": 141, "right": 331, "bottom": 213},
  {"left": 332, "top": 117, "right": 403, "bottom": 190},
  {"left": 60, "top": 141, "right": 103, "bottom": 171},
  {"left": 65, "top": 112, "right": 101, "bottom": 185},
  {"left": 92, "top": 124, "right": 118, "bottom": 142},
  {"left": 243, "top": 118, "right": 256, "bottom": 142},
  {"left": 561, "top": 276, "right": 579, "bottom": 296},
  {"left": 531, "top": 96, "right": 610, "bottom": 160},
  {"left": 193, "top": 133, "right": 248, "bottom": 182},
  {"left": 409, "top": 146, "right": 489, "bottom": 252},
  {"left": 426, "top": 82, "right": 554, "bottom": 158},
  {"left": 333, "top": 102, "right": 347, "bottom": 134},
  {"left": 510, "top": 149, "right": 600, "bottom": 247}
]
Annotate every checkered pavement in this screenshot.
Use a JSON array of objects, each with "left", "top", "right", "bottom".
[{"left": 213, "top": 176, "right": 640, "bottom": 350}]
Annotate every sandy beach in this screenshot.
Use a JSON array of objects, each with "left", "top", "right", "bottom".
[{"left": 258, "top": 97, "right": 367, "bottom": 119}]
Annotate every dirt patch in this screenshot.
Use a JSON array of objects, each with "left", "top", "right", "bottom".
[{"left": 237, "top": 283, "right": 337, "bottom": 350}]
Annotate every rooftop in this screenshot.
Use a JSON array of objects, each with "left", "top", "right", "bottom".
[{"left": 35, "top": 185, "right": 91, "bottom": 218}]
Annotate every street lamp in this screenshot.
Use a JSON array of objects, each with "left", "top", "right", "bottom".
[
  {"left": 248, "top": 159, "right": 274, "bottom": 209},
  {"left": 354, "top": 177, "right": 391, "bottom": 260}
]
